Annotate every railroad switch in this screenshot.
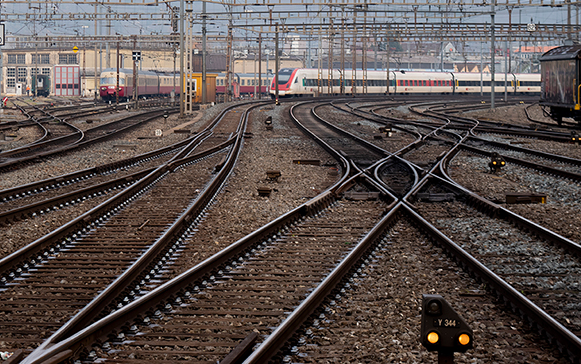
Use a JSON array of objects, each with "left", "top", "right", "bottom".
[
  {"left": 488, "top": 152, "right": 506, "bottom": 173},
  {"left": 421, "top": 294, "right": 473, "bottom": 363}
]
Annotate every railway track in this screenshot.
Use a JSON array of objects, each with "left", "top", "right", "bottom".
[
  {"left": 0, "top": 106, "right": 179, "bottom": 171},
  {"left": 0, "top": 98, "right": 579, "bottom": 363},
  {"left": 0, "top": 102, "right": 254, "bottom": 362}
]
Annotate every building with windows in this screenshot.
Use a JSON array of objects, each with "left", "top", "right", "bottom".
[{"left": 0, "top": 46, "right": 310, "bottom": 97}]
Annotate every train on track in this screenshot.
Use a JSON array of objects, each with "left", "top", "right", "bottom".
[
  {"left": 269, "top": 68, "right": 541, "bottom": 98},
  {"left": 216, "top": 72, "right": 273, "bottom": 98},
  {"left": 31, "top": 74, "right": 51, "bottom": 97},
  {"left": 99, "top": 68, "right": 180, "bottom": 101},
  {"left": 539, "top": 45, "right": 581, "bottom": 124}
]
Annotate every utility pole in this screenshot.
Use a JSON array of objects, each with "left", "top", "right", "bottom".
[
  {"left": 226, "top": 23, "right": 232, "bottom": 102},
  {"left": 94, "top": 4, "right": 98, "bottom": 101},
  {"left": 275, "top": 22, "right": 279, "bottom": 105},
  {"left": 328, "top": 18, "right": 334, "bottom": 95},
  {"left": 132, "top": 36, "right": 139, "bottom": 110},
  {"left": 202, "top": 0, "right": 207, "bottom": 104},
  {"left": 82, "top": 25, "right": 88, "bottom": 97},
  {"left": 179, "top": 0, "right": 184, "bottom": 117},
  {"left": 258, "top": 33, "right": 262, "bottom": 100},
  {"left": 386, "top": 30, "right": 390, "bottom": 95},
  {"left": 116, "top": 40, "right": 120, "bottom": 104},
  {"left": 34, "top": 7, "right": 38, "bottom": 98},
  {"left": 363, "top": 1, "right": 368, "bottom": 95},
  {"left": 341, "top": 15, "right": 345, "bottom": 95},
  {"left": 352, "top": 7, "right": 357, "bottom": 97},
  {"left": 491, "top": 0, "right": 496, "bottom": 109}
]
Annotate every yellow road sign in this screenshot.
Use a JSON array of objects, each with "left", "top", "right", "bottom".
[{"left": 73, "top": 46, "right": 78, "bottom": 53}]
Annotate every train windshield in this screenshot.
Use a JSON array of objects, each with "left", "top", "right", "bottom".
[
  {"left": 276, "top": 69, "right": 295, "bottom": 84},
  {"left": 100, "top": 77, "right": 125, "bottom": 85}
]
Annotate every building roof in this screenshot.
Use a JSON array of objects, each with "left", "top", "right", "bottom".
[
  {"left": 539, "top": 45, "right": 581, "bottom": 61},
  {"left": 515, "top": 46, "right": 558, "bottom": 54}
]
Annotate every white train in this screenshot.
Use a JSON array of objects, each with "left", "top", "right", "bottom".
[{"left": 269, "top": 68, "right": 541, "bottom": 97}]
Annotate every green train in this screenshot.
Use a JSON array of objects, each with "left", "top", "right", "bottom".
[{"left": 31, "top": 74, "right": 51, "bottom": 97}]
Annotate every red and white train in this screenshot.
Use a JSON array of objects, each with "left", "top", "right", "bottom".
[
  {"left": 216, "top": 73, "right": 272, "bottom": 98},
  {"left": 269, "top": 68, "right": 541, "bottom": 97},
  {"left": 99, "top": 68, "right": 180, "bottom": 101}
]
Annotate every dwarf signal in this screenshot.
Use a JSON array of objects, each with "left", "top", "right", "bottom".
[{"left": 421, "top": 294, "right": 473, "bottom": 358}]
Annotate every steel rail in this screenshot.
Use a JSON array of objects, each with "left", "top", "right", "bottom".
[
  {"left": 403, "top": 200, "right": 581, "bottom": 362},
  {"left": 0, "top": 129, "right": 197, "bottom": 203},
  {"left": 0, "top": 126, "right": 217, "bottom": 279},
  {"left": 22, "top": 100, "right": 347, "bottom": 364},
  {"left": 466, "top": 135, "right": 581, "bottom": 166},
  {"left": 243, "top": 197, "right": 400, "bottom": 363},
  {"left": 458, "top": 143, "right": 581, "bottom": 182},
  {"left": 21, "top": 104, "right": 256, "bottom": 364},
  {"left": 0, "top": 167, "right": 154, "bottom": 226},
  {"left": 0, "top": 108, "right": 175, "bottom": 170}
]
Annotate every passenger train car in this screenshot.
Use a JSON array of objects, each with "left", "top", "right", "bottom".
[
  {"left": 539, "top": 45, "right": 581, "bottom": 124},
  {"left": 216, "top": 73, "right": 272, "bottom": 98},
  {"left": 99, "top": 68, "right": 180, "bottom": 101},
  {"left": 269, "top": 68, "right": 541, "bottom": 98}
]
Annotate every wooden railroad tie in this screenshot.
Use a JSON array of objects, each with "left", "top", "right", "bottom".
[
  {"left": 344, "top": 191, "right": 380, "bottom": 201},
  {"left": 293, "top": 159, "right": 320, "bottom": 165},
  {"left": 266, "top": 170, "right": 281, "bottom": 181},
  {"left": 257, "top": 187, "right": 272, "bottom": 197},
  {"left": 505, "top": 193, "right": 547, "bottom": 204}
]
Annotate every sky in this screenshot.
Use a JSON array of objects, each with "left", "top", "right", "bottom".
[{"left": 0, "top": 1, "right": 577, "bottom": 49}]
